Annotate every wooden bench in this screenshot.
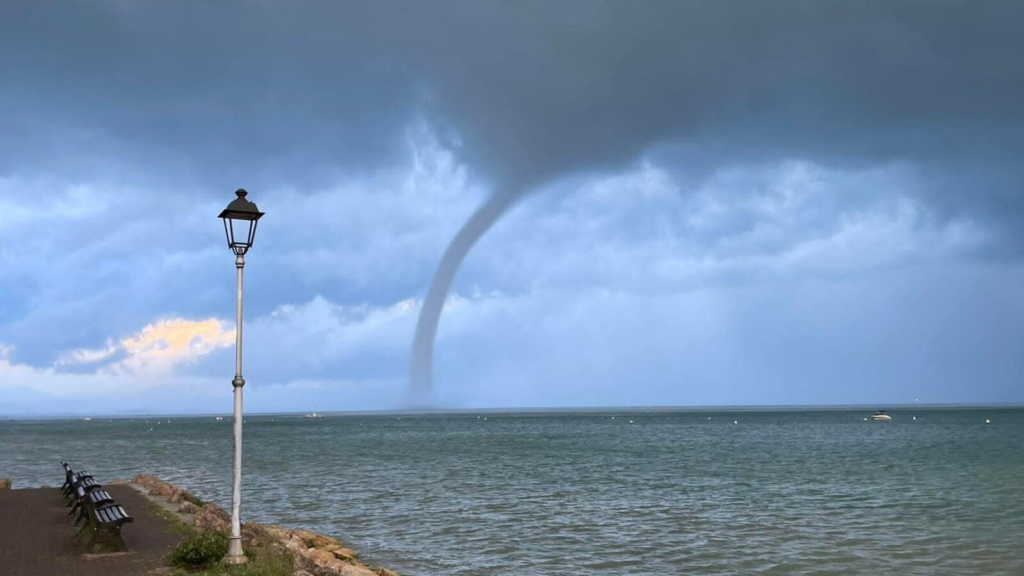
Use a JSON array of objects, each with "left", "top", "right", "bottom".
[
  {"left": 65, "top": 476, "right": 101, "bottom": 506},
  {"left": 61, "top": 467, "right": 93, "bottom": 499},
  {"left": 78, "top": 503, "right": 134, "bottom": 552},
  {"left": 70, "top": 487, "right": 114, "bottom": 525},
  {"left": 60, "top": 461, "right": 134, "bottom": 551}
]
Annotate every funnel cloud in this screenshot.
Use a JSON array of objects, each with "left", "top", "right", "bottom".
[
  {"left": 406, "top": 1, "right": 1024, "bottom": 403},
  {"left": 410, "top": 191, "right": 522, "bottom": 405}
]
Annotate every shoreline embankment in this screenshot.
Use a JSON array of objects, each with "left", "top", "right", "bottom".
[{"left": 131, "top": 474, "right": 399, "bottom": 576}]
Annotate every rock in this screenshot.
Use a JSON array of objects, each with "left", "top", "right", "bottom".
[
  {"left": 0, "top": 478, "right": 11, "bottom": 490},
  {"left": 207, "top": 518, "right": 395, "bottom": 576},
  {"left": 107, "top": 478, "right": 127, "bottom": 485},
  {"left": 330, "top": 546, "right": 358, "bottom": 562},
  {"left": 262, "top": 524, "right": 291, "bottom": 541},
  {"left": 292, "top": 529, "right": 320, "bottom": 547},
  {"left": 305, "top": 548, "right": 337, "bottom": 566},
  {"left": 336, "top": 564, "right": 379, "bottom": 576},
  {"left": 325, "top": 559, "right": 349, "bottom": 571},
  {"left": 148, "top": 482, "right": 176, "bottom": 497},
  {"left": 289, "top": 528, "right": 343, "bottom": 551},
  {"left": 193, "top": 502, "right": 231, "bottom": 531},
  {"left": 242, "top": 522, "right": 269, "bottom": 540},
  {"left": 312, "top": 534, "right": 341, "bottom": 549},
  {"left": 178, "top": 501, "right": 199, "bottom": 514},
  {"left": 132, "top": 474, "right": 161, "bottom": 487}
]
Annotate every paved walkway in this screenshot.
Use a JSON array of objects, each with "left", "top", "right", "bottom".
[{"left": 0, "top": 484, "right": 183, "bottom": 576}]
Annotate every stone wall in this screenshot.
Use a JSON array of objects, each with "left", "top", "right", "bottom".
[{"left": 132, "top": 475, "right": 399, "bottom": 576}]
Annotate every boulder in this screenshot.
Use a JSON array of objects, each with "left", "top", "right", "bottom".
[
  {"left": 132, "top": 474, "right": 161, "bottom": 487},
  {"left": 336, "top": 565, "right": 379, "bottom": 576},
  {"left": 376, "top": 569, "right": 400, "bottom": 576},
  {"left": 329, "top": 546, "right": 358, "bottom": 562},
  {"left": 148, "top": 483, "right": 176, "bottom": 497},
  {"left": 305, "top": 548, "right": 337, "bottom": 566},
  {"left": 242, "top": 521, "right": 270, "bottom": 541},
  {"left": 193, "top": 502, "right": 231, "bottom": 531},
  {"left": 292, "top": 529, "right": 320, "bottom": 547},
  {"left": 0, "top": 478, "right": 11, "bottom": 490},
  {"left": 285, "top": 536, "right": 308, "bottom": 553},
  {"left": 261, "top": 523, "right": 291, "bottom": 541},
  {"left": 178, "top": 501, "right": 199, "bottom": 514},
  {"left": 311, "top": 533, "right": 341, "bottom": 549}
]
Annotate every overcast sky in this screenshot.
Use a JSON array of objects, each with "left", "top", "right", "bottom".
[{"left": 1, "top": 1, "right": 1022, "bottom": 415}]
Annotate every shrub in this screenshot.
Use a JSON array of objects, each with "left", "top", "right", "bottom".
[{"left": 169, "top": 530, "right": 228, "bottom": 569}]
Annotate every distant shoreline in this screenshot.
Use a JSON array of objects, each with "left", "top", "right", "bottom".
[{"left": 3, "top": 403, "right": 1022, "bottom": 420}]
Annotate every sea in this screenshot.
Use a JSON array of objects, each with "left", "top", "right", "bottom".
[{"left": 1, "top": 408, "right": 1022, "bottom": 575}]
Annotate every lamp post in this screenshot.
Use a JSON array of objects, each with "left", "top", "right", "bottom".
[{"left": 218, "top": 188, "right": 264, "bottom": 564}]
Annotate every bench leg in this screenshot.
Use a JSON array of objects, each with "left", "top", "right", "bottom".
[{"left": 85, "top": 526, "right": 127, "bottom": 553}]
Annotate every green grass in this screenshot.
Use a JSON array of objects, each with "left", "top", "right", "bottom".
[
  {"left": 169, "top": 530, "right": 229, "bottom": 569},
  {"left": 144, "top": 499, "right": 194, "bottom": 536},
  {"left": 142, "top": 494, "right": 292, "bottom": 576},
  {"left": 164, "top": 523, "right": 292, "bottom": 576},
  {"left": 167, "top": 533, "right": 293, "bottom": 576}
]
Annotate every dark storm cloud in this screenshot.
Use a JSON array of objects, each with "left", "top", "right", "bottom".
[
  {"left": 2, "top": 1, "right": 1023, "bottom": 408},
  {"left": 2, "top": 1, "right": 1021, "bottom": 191},
  {"left": 0, "top": 1, "right": 416, "bottom": 187}
]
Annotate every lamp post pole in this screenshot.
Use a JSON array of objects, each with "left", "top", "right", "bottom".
[
  {"left": 228, "top": 252, "right": 246, "bottom": 562},
  {"left": 218, "top": 188, "right": 263, "bottom": 566}
]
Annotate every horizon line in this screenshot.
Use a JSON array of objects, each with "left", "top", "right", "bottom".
[{"left": 3, "top": 402, "right": 1023, "bottom": 420}]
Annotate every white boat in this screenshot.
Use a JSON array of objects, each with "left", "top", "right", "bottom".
[
  {"left": 215, "top": 416, "right": 224, "bottom": 421},
  {"left": 304, "top": 412, "right": 323, "bottom": 419},
  {"left": 872, "top": 410, "right": 892, "bottom": 421}
]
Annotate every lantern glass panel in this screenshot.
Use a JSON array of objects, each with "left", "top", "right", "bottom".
[{"left": 222, "top": 216, "right": 258, "bottom": 254}]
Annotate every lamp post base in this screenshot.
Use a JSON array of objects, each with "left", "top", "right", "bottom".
[{"left": 224, "top": 538, "right": 248, "bottom": 565}]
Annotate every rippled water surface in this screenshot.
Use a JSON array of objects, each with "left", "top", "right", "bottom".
[{"left": 2, "top": 409, "right": 1022, "bottom": 574}]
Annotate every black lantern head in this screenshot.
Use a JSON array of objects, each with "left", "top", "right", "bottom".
[{"left": 219, "top": 189, "right": 264, "bottom": 255}]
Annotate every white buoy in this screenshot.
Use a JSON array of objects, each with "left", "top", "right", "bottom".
[
  {"left": 913, "top": 416, "right": 916, "bottom": 420},
  {"left": 629, "top": 420, "right": 634, "bottom": 424},
  {"left": 611, "top": 416, "right": 615, "bottom": 419},
  {"left": 863, "top": 418, "right": 868, "bottom": 421},
  {"left": 986, "top": 419, "right": 991, "bottom": 424},
  {"left": 733, "top": 420, "right": 738, "bottom": 425}
]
